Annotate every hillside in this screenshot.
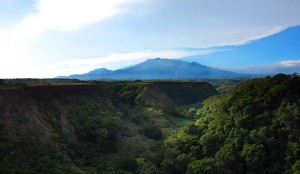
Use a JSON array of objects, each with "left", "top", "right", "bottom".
[
  {"left": 61, "top": 58, "right": 244, "bottom": 80},
  {"left": 162, "top": 74, "right": 300, "bottom": 173},
  {"left": 0, "top": 81, "right": 217, "bottom": 173}
]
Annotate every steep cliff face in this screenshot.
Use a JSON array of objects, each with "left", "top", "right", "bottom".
[
  {"left": 153, "top": 81, "right": 218, "bottom": 105},
  {"left": 0, "top": 84, "right": 112, "bottom": 173},
  {"left": 137, "top": 83, "right": 176, "bottom": 111},
  {"left": 0, "top": 84, "right": 107, "bottom": 141},
  {"left": 0, "top": 81, "right": 217, "bottom": 173}
]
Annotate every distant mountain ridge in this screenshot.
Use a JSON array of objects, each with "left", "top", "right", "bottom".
[
  {"left": 60, "top": 58, "right": 247, "bottom": 80},
  {"left": 86, "top": 68, "right": 112, "bottom": 75},
  {"left": 59, "top": 68, "right": 112, "bottom": 79}
]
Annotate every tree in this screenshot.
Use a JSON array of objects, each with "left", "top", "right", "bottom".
[
  {"left": 241, "top": 143, "right": 266, "bottom": 171},
  {"left": 136, "top": 158, "right": 160, "bottom": 174},
  {"left": 186, "top": 158, "right": 217, "bottom": 174}
]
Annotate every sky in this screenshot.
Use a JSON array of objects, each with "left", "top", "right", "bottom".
[{"left": 0, "top": 0, "right": 300, "bottom": 78}]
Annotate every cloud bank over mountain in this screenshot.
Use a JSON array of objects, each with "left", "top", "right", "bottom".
[{"left": 225, "top": 60, "right": 300, "bottom": 74}]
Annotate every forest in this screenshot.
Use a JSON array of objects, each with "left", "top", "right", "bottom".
[
  {"left": 162, "top": 74, "right": 300, "bottom": 174},
  {"left": 0, "top": 74, "right": 299, "bottom": 173}
]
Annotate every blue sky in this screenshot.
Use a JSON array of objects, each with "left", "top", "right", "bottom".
[{"left": 0, "top": 0, "right": 300, "bottom": 78}]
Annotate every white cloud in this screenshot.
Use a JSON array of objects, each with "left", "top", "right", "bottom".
[
  {"left": 229, "top": 26, "right": 286, "bottom": 45},
  {"left": 0, "top": 35, "right": 32, "bottom": 78},
  {"left": 275, "top": 60, "right": 300, "bottom": 67},
  {"left": 223, "top": 59, "right": 300, "bottom": 74},
  {"left": 0, "top": 0, "right": 139, "bottom": 78},
  {"left": 11, "top": 0, "right": 134, "bottom": 42}
]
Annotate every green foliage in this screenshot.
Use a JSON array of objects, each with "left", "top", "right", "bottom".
[
  {"left": 142, "top": 124, "right": 163, "bottom": 140},
  {"left": 1, "top": 81, "right": 204, "bottom": 173},
  {"left": 67, "top": 97, "right": 122, "bottom": 158},
  {"left": 292, "top": 160, "right": 300, "bottom": 174},
  {"left": 108, "top": 83, "right": 146, "bottom": 105},
  {"left": 162, "top": 74, "right": 300, "bottom": 173},
  {"left": 241, "top": 143, "right": 266, "bottom": 170},
  {"left": 136, "top": 158, "right": 160, "bottom": 174},
  {"left": 186, "top": 158, "right": 217, "bottom": 174},
  {"left": 117, "top": 157, "right": 138, "bottom": 173},
  {"left": 4, "top": 76, "right": 298, "bottom": 173},
  {"left": 179, "top": 102, "right": 203, "bottom": 119},
  {"left": 0, "top": 129, "right": 84, "bottom": 174}
]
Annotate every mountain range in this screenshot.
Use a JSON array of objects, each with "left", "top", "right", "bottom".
[
  {"left": 59, "top": 26, "right": 300, "bottom": 80},
  {"left": 61, "top": 58, "right": 248, "bottom": 80}
]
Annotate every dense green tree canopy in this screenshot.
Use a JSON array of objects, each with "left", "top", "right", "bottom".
[{"left": 162, "top": 74, "right": 300, "bottom": 173}]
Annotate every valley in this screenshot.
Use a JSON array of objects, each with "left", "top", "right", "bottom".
[
  {"left": 0, "top": 80, "right": 217, "bottom": 173},
  {"left": 1, "top": 1, "right": 299, "bottom": 174},
  {"left": 0, "top": 74, "right": 299, "bottom": 173}
]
